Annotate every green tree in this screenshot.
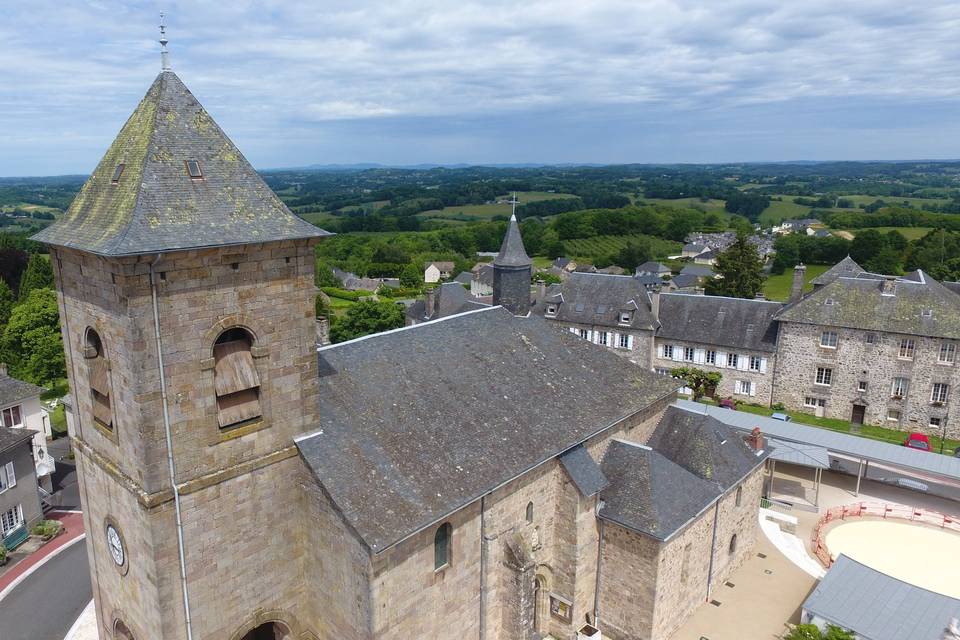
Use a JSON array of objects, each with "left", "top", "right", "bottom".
[
  {"left": 315, "top": 292, "right": 330, "bottom": 319},
  {"left": 17, "top": 253, "right": 54, "bottom": 301},
  {"left": 706, "top": 234, "right": 765, "bottom": 299},
  {"left": 864, "top": 246, "right": 902, "bottom": 275},
  {"left": 783, "top": 623, "right": 854, "bottom": 640},
  {"left": 670, "top": 367, "right": 722, "bottom": 401},
  {"left": 2, "top": 288, "right": 65, "bottom": 385},
  {"left": 0, "top": 280, "right": 13, "bottom": 327},
  {"left": 329, "top": 299, "right": 405, "bottom": 343},
  {"left": 616, "top": 238, "right": 652, "bottom": 272},
  {"left": 399, "top": 263, "right": 423, "bottom": 289},
  {"left": 315, "top": 260, "right": 341, "bottom": 288},
  {"left": 849, "top": 229, "right": 885, "bottom": 266}
]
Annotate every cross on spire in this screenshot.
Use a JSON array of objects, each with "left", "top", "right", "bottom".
[
  {"left": 509, "top": 192, "right": 519, "bottom": 220},
  {"left": 159, "top": 12, "right": 171, "bottom": 71}
]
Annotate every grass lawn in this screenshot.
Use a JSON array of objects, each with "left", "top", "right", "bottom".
[
  {"left": 762, "top": 264, "right": 829, "bottom": 301},
  {"left": 730, "top": 402, "right": 960, "bottom": 456},
  {"left": 532, "top": 256, "right": 554, "bottom": 269},
  {"left": 50, "top": 403, "right": 67, "bottom": 438},
  {"left": 759, "top": 198, "right": 816, "bottom": 225},
  {"left": 40, "top": 378, "right": 69, "bottom": 401},
  {"left": 418, "top": 191, "right": 577, "bottom": 221},
  {"left": 297, "top": 211, "right": 339, "bottom": 228},
  {"left": 838, "top": 226, "right": 934, "bottom": 241}
]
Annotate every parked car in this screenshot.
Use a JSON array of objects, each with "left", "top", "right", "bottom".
[
  {"left": 718, "top": 398, "right": 736, "bottom": 410},
  {"left": 771, "top": 413, "right": 792, "bottom": 422},
  {"left": 954, "top": 448, "right": 960, "bottom": 458},
  {"left": 903, "top": 432, "right": 931, "bottom": 452}
]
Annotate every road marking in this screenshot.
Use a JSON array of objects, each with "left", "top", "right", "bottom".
[{"left": 0, "top": 533, "right": 87, "bottom": 603}]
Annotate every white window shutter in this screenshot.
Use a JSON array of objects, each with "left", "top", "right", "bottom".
[
  {"left": 672, "top": 347, "right": 682, "bottom": 362},
  {"left": 717, "top": 351, "right": 727, "bottom": 368},
  {"left": 760, "top": 358, "right": 768, "bottom": 373},
  {"left": 569, "top": 327, "right": 577, "bottom": 335},
  {"left": 5, "top": 462, "right": 14, "bottom": 488},
  {"left": 657, "top": 344, "right": 664, "bottom": 358},
  {"left": 738, "top": 356, "right": 748, "bottom": 371},
  {"left": 611, "top": 332, "right": 618, "bottom": 347},
  {"left": 591, "top": 331, "right": 599, "bottom": 344},
  {"left": 694, "top": 349, "right": 705, "bottom": 364},
  {"left": 750, "top": 382, "right": 757, "bottom": 397},
  {"left": 627, "top": 335, "right": 634, "bottom": 350}
]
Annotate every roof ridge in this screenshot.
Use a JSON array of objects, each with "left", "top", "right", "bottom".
[{"left": 318, "top": 305, "right": 502, "bottom": 351}]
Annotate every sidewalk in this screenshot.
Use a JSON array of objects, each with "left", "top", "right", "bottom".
[{"left": 0, "top": 510, "right": 85, "bottom": 597}]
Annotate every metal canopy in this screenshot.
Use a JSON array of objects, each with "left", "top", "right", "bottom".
[
  {"left": 768, "top": 438, "right": 831, "bottom": 469},
  {"left": 677, "top": 400, "right": 960, "bottom": 482}
]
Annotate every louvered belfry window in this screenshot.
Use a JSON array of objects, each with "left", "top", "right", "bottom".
[
  {"left": 213, "top": 328, "right": 262, "bottom": 429},
  {"left": 85, "top": 329, "right": 113, "bottom": 430}
]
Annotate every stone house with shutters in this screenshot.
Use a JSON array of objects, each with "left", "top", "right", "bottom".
[
  {"left": 773, "top": 269, "right": 960, "bottom": 437},
  {"left": 653, "top": 293, "right": 781, "bottom": 404},
  {"left": 32, "top": 63, "right": 772, "bottom": 640},
  {"left": 0, "top": 367, "right": 55, "bottom": 492},
  {"left": 0, "top": 426, "right": 44, "bottom": 547}
]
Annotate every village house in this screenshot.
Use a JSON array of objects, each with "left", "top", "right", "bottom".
[
  {"left": 0, "top": 366, "right": 55, "bottom": 492},
  {"left": 33, "top": 64, "right": 774, "bottom": 640},
  {"left": 635, "top": 261, "right": 671, "bottom": 278},
  {"left": 424, "top": 260, "right": 455, "bottom": 283},
  {"left": 0, "top": 425, "right": 44, "bottom": 549}
]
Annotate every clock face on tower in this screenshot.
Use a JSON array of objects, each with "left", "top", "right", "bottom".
[{"left": 106, "top": 524, "right": 125, "bottom": 567}]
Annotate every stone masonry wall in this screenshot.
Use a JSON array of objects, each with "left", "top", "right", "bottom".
[
  {"left": 552, "top": 321, "right": 654, "bottom": 369},
  {"left": 773, "top": 322, "right": 960, "bottom": 438},
  {"left": 653, "top": 338, "right": 776, "bottom": 405}
]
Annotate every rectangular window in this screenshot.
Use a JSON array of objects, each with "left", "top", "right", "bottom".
[
  {"left": 1, "top": 504, "right": 23, "bottom": 536},
  {"left": 932, "top": 383, "right": 950, "bottom": 404},
  {"left": 891, "top": 377, "right": 909, "bottom": 398},
  {"left": 579, "top": 329, "right": 588, "bottom": 340},
  {"left": 1, "top": 405, "right": 22, "bottom": 428},
  {"left": 735, "top": 380, "right": 754, "bottom": 396},
  {"left": 865, "top": 333, "right": 877, "bottom": 344},
  {"left": 899, "top": 338, "right": 915, "bottom": 359},
  {"left": 618, "top": 334, "right": 629, "bottom": 349},
  {"left": 820, "top": 331, "right": 838, "bottom": 348},
  {"left": 804, "top": 397, "right": 826, "bottom": 408},
  {"left": 939, "top": 342, "right": 956, "bottom": 364},
  {"left": 815, "top": 367, "right": 832, "bottom": 386},
  {"left": 619, "top": 312, "right": 631, "bottom": 324},
  {"left": 749, "top": 356, "right": 762, "bottom": 371},
  {"left": 684, "top": 347, "right": 695, "bottom": 362},
  {"left": 705, "top": 350, "right": 716, "bottom": 365},
  {"left": 186, "top": 159, "right": 203, "bottom": 179},
  {"left": 930, "top": 417, "right": 943, "bottom": 428},
  {"left": 545, "top": 305, "right": 557, "bottom": 317},
  {"left": 598, "top": 331, "right": 608, "bottom": 346},
  {"left": 663, "top": 344, "right": 674, "bottom": 359},
  {"left": 727, "top": 353, "right": 738, "bottom": 368},
  {"left": 858, "top": 381, "right": 868, "bottom": 392},
  {"left": 887, "top": 408, "right": 901, "bottom": 421},
  {"left": 111, "top": 163, "right": 125, "bottom": 184}
]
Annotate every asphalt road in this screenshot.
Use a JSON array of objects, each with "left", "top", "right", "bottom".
[
  {"left": 0, "top": 539, "right": 92, "bottom": 640},
  {"left": 48, "top": 438, "right": 81, "bottom": 510}
]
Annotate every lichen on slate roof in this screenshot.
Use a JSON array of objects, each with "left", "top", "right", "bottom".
[
  {"left": 295, "top": 307, "right": 677, "bottom": 552},
  {"left": 809, "top": 256, "right": 863, "bottom": 287},
  {"left": 777, "top": 271, "right": 960, "bottom": 339},
  {"left": 657, "top": 293, "right": 782, "bottom": 353},
  {"left": 531, "top": 272, "right": 657, "bottom": 330},
  {"left": 33, "top": 71, "right": 330, "bottom": 256}
]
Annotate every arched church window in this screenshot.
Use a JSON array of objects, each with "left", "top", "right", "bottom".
[
  {"left": 213, "top": 328, "right": 262, "bottom": 429},
  {"left": 434, "top": 522, "right": 452, "bottom": 570},
  {"left": 735, "top": 486, "right": 742, "bottom": 507},
  {"left": 729, "top": 533, "right": 738, "bottom": 555},
  {"left": 113, "top": 619, "right": 135, "bottom": 640},
  {"left": 525, "top": 501, "right": 534, "bottom": 523},
  {"left": 85, "top": 329, "right": 112, "bottom": 430}
]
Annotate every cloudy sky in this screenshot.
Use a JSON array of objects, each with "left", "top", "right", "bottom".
[{"left": 2, "top": 1, "right": 960, "bottom": 176}]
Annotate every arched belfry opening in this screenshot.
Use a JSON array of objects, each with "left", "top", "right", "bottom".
[{"left": 240, "top": 621, "right": 291, "bottom": 640}]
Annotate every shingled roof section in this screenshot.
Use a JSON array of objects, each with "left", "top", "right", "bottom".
[
  {"left": 598, "top": 440, "right": 721, "bottom": 541},
  {"left": 531, "top": 272, "right": 657, "bottom": 330},
  {"left": 559, "top": 444, "right": 609, "bottom": 497},
  {"left": 296, "top": 307, "right": 678, "bottom": 553},
  {"left": 810, "top": 256, "right": 863, "bottom": 287},
  {"left": 0, "top": 426, "right": 37, "bottom": 456},
  {"left": 645, "top": 406, "right": 767, "bottom": 491},
  {"left": 0, "top": 372, "right": 43, "bottom": 409},
  {"left": 657, "top": 293, "right": 782, "bottom": 353},
  {"left": 494, "top": 215, "right": 532, "bottom": 268},
  {"left": 33, "top": 71, "right": 330, "bottom": 256},
  {"left": 776, "top": 271, "right": 960, "bottom": 339}
]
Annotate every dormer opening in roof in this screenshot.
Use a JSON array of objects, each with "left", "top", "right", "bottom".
[
  {"left": 186, "top": 160, "right": 203, "bottom": 179},
  {"left": 111, "top": 164, "right": 125, "bottom": 184}
]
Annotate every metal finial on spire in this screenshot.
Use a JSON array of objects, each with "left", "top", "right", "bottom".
[
  {"left": 509, "top": 192, "right": 519, "bottom": 220},
  {"left": 159, "top": 12, "right": 171, "bottom": 71}
]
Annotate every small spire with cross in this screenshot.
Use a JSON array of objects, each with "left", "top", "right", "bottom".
[
  {"left": 509, "top": 192, "right": 519, "bottom": 220},
  {"left": 159, "top": 12, "right": 171, "bottom": 71}
]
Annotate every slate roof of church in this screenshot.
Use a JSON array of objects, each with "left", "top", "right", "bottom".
[
  {"left": 532, "top": 272, "right": 657, "bottom": 330},
  {"left": 645, "top": 406, "right": 767, "bottom": 492},
  {"left": 559, "top": 444, "right": 609, "bottom": 497},
  {"left": 296, "top": 307, "right": 678, "bottom": 552},
  {"left": 777, "top": 271, "right": 960, "bottom": 339},
  {"left": 404, "top": 282, "right": 489, "bottom": 323},
  {"left": 656, "top": 293, "right": 782, "bottom": 353},
  {"left": 598, "top": 440, "right": 721, "bottom": 541},
  {"left": 33, "top": 71, "right": 330, "bottom": 256},
  {"left": 810, "top": 256, "right": 863, "bottom": 287},
  {"left": 0, "top": 372, "right": 43, "bottom": 409},
  {"left": 493, "top": 216, "right": 531, "bottom": 267}
]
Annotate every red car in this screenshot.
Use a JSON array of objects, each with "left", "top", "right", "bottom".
[{"left": 903, "top": 432, "right": 931, "bottom": 452}]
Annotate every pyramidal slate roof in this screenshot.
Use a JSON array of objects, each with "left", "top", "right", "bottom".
[
  {"left": 493, "top": 215, "right": 531, "bottom": 267},
  {"left": 777, "top": 271, "right": 960, "bottom": 339},
  {"left": 810, "top": 256, "right": 863, "bottom": 287},
  {"left": 33, "top": 71, "right": 330, "bottom": 256},
  {"left": 295, "top": 307, "right": 678, "bottom": 552}
]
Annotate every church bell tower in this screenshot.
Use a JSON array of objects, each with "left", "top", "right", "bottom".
[{"left": 492, "top": 198, "right": 533, "bottom": 316}]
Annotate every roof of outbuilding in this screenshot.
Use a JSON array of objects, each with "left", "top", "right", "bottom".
[
  {"left": 494, "top": 215, "right": 532, "bottom": 268},
  {"left": 803, "top": 554, "right": 960, "bottom": 640},
  {"left": 670, "top": 273, "right": 702, "bottom": 289},
  {"left": 32, "top": 72, "right": 330, "bottom": 256},
  {"left": 404, "top": 282, "right": 488, "bottom": 322},
  {"left": 777, "top": 271, "right": 960, "bottom": 339},
  {"left": 0, "top": 426, "right": 36, "bottom": 456},
  {"left": 679, "top": 264, "right": 715, "bottom": 277},
  {"left": 636, "top": 261, "right": 671, "bottom": 274},
  {"left": 645, "top": 406, "right": 767, "bottom": 491},
  {"left": 656, "top": 293, "right": 782, "bottom": 353},
  {"left": 598, "top": 439, "right": 721, "bottom": 541},
  {"left": 532, "top": 272, "right": 657, "bottom": 330},
  {"left": 559, "top": 444, "right": 609, "bottom": 497},
  {"left": 0, "top": 373, "right": 43, "bottom": 409},
  {"left": 453, "top": 271, "right": 473, "bottom": 285},
  {"left": 296, "top": 307, "right": 678, "bottom": 553},
  {"left": 809, "top": 256, "right": 863, "bottom": 287}
]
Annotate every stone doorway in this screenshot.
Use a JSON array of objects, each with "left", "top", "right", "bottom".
[
  {"left": 851, "top": 404, "right": 866, "bottom": 425},
  {"left": 240, "top": 622, "right": 291, "bottom": 640},
  {"left": 533, "top": 575, "right": 547, "bottom": 635}
]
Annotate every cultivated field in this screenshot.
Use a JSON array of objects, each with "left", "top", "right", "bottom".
[{"left": 563, "top": 234, "right": 681, "bottom": 261}]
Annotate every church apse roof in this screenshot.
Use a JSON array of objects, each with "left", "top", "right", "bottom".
[
  {"left": 33, "top": 71, "right": 330, "bottom": 256},
  {"left": 296, "top": 307, "right": 678, "bottom": 553}
]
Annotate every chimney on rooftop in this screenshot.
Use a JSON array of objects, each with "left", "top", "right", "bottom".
[
  {"left": 790, "top": 264, "right": 807, "bottom": 303},
  {"left": 650, "top": 287, "right": 661, "bottom": 323},
  {"left": 881, "top": 275, "right": 897, "bottom": 295},
  {"left": 747, "top": 426, "right": 764, "bottom": 451},
  {"left": 425, "top": 287, "right": 437, "bottom": 319},
  {"left": 536, "top": 280, "right": 546, "bottom": 301}
]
